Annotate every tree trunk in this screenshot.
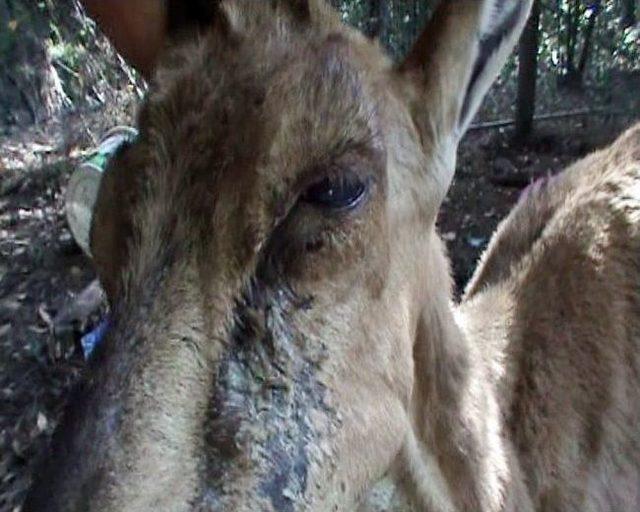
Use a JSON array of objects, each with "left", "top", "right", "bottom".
[
  {"left": 564, "top": 1, "right": 575, "bottom": 74},
  {"left": 562, "top": 0, "right": 583, "bottom": 79},
  {"left": 621, "top": 0, "right": 636, "bottom": 28},
  {"left": 578, "top": 1, "right": 600, "bottom": 76},
  {"left": 379, "top": 0, "right": 391, "bottom": 44},
  {"left": 514, "top": 0, "right": 541, "bottom": 143},
  {"left": 0, "top": 0, "right": 76, "bottom": 124},
  {"left": 0, "top": 0, "right": 142, "bottom": 127},
  {"left": 365, "top": 0, "right": 381, "bottom": 38}
]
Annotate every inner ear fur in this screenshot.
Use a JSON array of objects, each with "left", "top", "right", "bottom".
[
  {"left": 400, "top": 0, "right": 533, "bottom": 142},
  {"left": 85, "top": 0, "right": 223, "bottom": 77}
]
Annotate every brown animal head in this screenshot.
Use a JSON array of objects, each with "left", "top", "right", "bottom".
[{"left": 25, "top": 1, "right": 532, "bottom": 510}]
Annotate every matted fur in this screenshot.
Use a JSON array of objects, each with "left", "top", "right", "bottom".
[{"left": 24, "top": 1, "right": 640, "bottom": 511}]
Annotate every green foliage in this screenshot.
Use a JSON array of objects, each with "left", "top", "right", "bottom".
[
  {"left": 618, "top": 24, "right": 640, "bottom": 66},
  {"left": 0, "top": 0, "right": 142, "bottom": 124},
  {"left": 0, "top": 0, "right": 637, "bottom": 126},
  {"left": 332, "top": 0, "right": 432, "bottom": 58},
  {"left": 334, "top": 0, "right": 638, "bottom": 84},
  {"left": 537, "top": 0, "right": 639, "bottom": 83}
]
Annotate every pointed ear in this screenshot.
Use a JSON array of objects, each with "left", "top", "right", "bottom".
[
  {"left": 400, "top": 0, "right": 532, "bottom": 142},
  {"left": 82, "top": 0, "right": 219, "bottom": 78}
]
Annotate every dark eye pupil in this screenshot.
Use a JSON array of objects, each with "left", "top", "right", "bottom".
[{"left": 303, "top": 177, "right": 366, "bottom": 210}]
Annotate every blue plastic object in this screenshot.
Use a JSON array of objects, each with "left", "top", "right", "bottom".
[{"left": 81, "top": 317, "right": 111, "bottom": 359}]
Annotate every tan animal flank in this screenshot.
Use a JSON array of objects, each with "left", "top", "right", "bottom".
[{"left": 25, "top": 1, "right": 640, "bottom": 511}]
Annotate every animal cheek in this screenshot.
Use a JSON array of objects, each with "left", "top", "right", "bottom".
[{"left": 282, "top": 223, "right": 382, "bottom": 291}]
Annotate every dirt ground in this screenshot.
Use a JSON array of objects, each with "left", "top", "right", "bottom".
[
  {"left": 441, "top": 116, "right": 639, "bottom": 294},
  {"left": 0, "top": 77, "right": 639, "bottom": 510}
]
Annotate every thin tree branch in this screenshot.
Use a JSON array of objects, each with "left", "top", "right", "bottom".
[{"left": 468, "top": 108, "right": 627, "bottom": 132}]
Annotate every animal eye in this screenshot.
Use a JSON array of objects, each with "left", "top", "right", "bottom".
[{"left": 303, "top": 176, "right": 367, "bottom": 211}]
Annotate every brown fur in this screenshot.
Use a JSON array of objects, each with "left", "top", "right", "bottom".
[
  {"left": 24, "top": 1, "right": 640, "bottom": 511},
  {"left": 460, "top": 123, "right": 640, "bottom": 511}
]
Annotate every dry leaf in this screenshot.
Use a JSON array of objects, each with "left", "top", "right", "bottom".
[
  {"left": 0, "top": 324, "right": 11, "bottom": 338},
  {"left": 36, "top": 412, "right": 48, "bottom": 433},
  {"left": 37, "top": 305, "right": 54, "bottom": 332}
]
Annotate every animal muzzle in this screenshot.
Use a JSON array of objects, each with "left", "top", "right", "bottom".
[{"left": 24, "top": 272, "right": 334, "bottom": 512}]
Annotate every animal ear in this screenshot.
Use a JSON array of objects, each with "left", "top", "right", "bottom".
[
  {"left": 83, "top": 0, "right": 220, "bottom": 78},
  {"left": 400, "top": 0, "right": 532, "bottom": 142}
]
